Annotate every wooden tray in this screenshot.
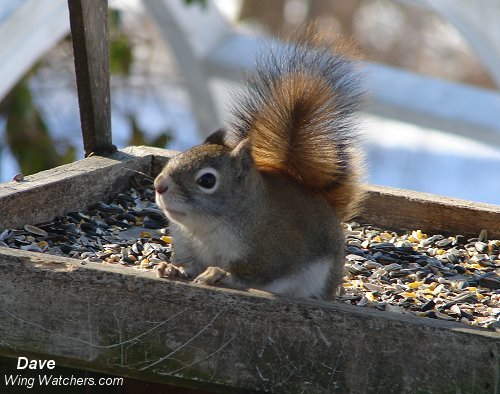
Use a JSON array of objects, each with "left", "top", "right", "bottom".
[{"left": 0, "top": 146, "right": 498, "bottom": 393}]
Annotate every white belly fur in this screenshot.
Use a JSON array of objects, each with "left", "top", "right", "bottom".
[{"left": 261, "top": 258, "right": 331, "bottom": 298}]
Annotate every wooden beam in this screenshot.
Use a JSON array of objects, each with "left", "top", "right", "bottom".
[
  {"left": 0, "top": 147, "right": 157, "bottom": 230},
  {"left": 361, "top": 184, "right": 500, "bottom": 239},
  {"left": 67, "top": 0, "right": 115, "bottom": 157},
  {"left": 0, "top": 247, "right": 497, "bottom": 393}
]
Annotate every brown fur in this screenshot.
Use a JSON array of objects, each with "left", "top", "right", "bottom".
[
  {"left": 155, "top": 37, "right": 365, "bottom": 299},
  {"left": 246, "top": 72, "right": 364, "bottom": 220}
]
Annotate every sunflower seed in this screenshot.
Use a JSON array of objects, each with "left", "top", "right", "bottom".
[{"left": 23, "top": 224, "right": 48, "bottom": 237}]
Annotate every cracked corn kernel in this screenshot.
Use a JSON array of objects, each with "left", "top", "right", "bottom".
[
  {"left": 408, "top": 281, "right": 423, "bottom": 289},
  {"left": 161, "top": 235, "right": 173, "bottom": 243},
  {"left": 351, "top": 280, "right": 363, "bottom": 288},
  {"left": 412, "top": 230, "right": 427, "bottom": 240},
  {"left": 37, "top": 241, "right": 49, "bottom": 250},
  {"left": 409, "top": 235, "right": 418, "bottom": 243},
  {"left": 380, "top": 232, "right": 392, "bottom": 240}
]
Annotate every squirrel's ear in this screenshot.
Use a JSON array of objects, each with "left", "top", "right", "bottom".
[
  {"left": 204, "top": 128, "right": 227, "bottom": 146},
  {"left": 231, "top": 138, "right": 254, "bottom": 169}
]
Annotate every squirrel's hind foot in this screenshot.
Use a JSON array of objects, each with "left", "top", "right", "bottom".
[{"left": 194, "top": 266, "right": 233, "bottom": 286}]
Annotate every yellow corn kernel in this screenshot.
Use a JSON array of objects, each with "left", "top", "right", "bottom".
[
  {"left": 365, "top": 292, "right": 375, "bottom": 301},
  {"left": 415, "top": 229, "right": 427, "bottom": 239},
  {"left": 409, "top": 235, "right": 418, "bottom": 243},
  {"left": 380, "top": 232, "right": 392, "bottom": 240},
  {"left": 161, "top": 235, "right": 173, "bottom": 243},
  {"left": 37, "top": 241, "right": 49, "bottom": 249},
  {"left": 408, "top": 281, "right": 423, "bottom": 289},
  {"left": 351, "top": 280, "right": 363, "bottom": 288}
]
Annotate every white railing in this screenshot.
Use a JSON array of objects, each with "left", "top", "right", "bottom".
[
  {"left": 399, "top": 0, "right": 500, "bottom": 87},
  {"left": 0, "top": 0, "right": 69, "bottom": 100}
]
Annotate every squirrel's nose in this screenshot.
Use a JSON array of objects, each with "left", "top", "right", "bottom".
[
  {"left": 154, "top": 174, "right": 172, "bottom": 195},
  {"left": 154, "top": 176, "right": 168, "bottom": 194},
  {"left": 155, "top": 183, "right": 168, "bottom": 194}
]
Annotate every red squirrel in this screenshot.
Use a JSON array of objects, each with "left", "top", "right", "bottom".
[{"left": 155, "top": 38, "right": 365, "bottom": 299}]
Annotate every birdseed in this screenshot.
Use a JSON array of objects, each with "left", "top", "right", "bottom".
[{"left": 0, "top": 186, "right": 498, "bottom": 330}]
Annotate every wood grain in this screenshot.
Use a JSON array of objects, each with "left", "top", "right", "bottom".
[
  {"left": 0, "top": 148, "right": 152, "bottom": 230},
  {"left": 361, "top": 184, "right": 500, "bottom": 239},
  {"left": 0, "top": 247, "right": 497, "bottom": 393},
  {"left": 68, "top": 0, "right": 114, "bottom": 156}
]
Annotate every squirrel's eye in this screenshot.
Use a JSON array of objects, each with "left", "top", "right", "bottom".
[
  {"left": 197, "top": 173, "right": 216, "bottom": 188},
  {"left": 195, "top": 168, "right": 219, "bottom": 193}
]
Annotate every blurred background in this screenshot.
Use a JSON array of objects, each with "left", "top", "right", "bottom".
[{"left": 1, "top": 0, "right": 499, "bottom": 204}]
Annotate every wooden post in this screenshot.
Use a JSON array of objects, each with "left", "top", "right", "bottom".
[{"left": 68, "top": 0, "right": 116, "bottom": 157}]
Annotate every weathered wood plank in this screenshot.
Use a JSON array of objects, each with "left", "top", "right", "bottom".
[
  {"left": 361, "top": 184, "right": 500, "bottom": 239},
  {"left": 0, "top": 148, "right": 152, "bottom": 230},
  {"left": 1, "top": 146, "right": 498, "bottom": 239},
  {"left": 67, "top": 0, "right": 114, "bottom": 156},
  {"left": 0, "top": 247, "right": 497, "bottom": 393}
]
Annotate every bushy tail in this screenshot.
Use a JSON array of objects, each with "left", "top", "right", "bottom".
[{"left": 229, "top": 38, "right": 365, "bottom": 220}]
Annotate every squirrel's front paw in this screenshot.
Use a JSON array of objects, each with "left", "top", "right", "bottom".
[
  {"left": 194, "top": 266, "right": 232, "bottom": 286},
  {"left": 157, "top": 262, "right": 189, "bottom": 279}
]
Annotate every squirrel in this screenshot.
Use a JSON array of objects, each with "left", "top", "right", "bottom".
[{"left": 154, "top": 38, "right": 365, "bottom": 299}]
